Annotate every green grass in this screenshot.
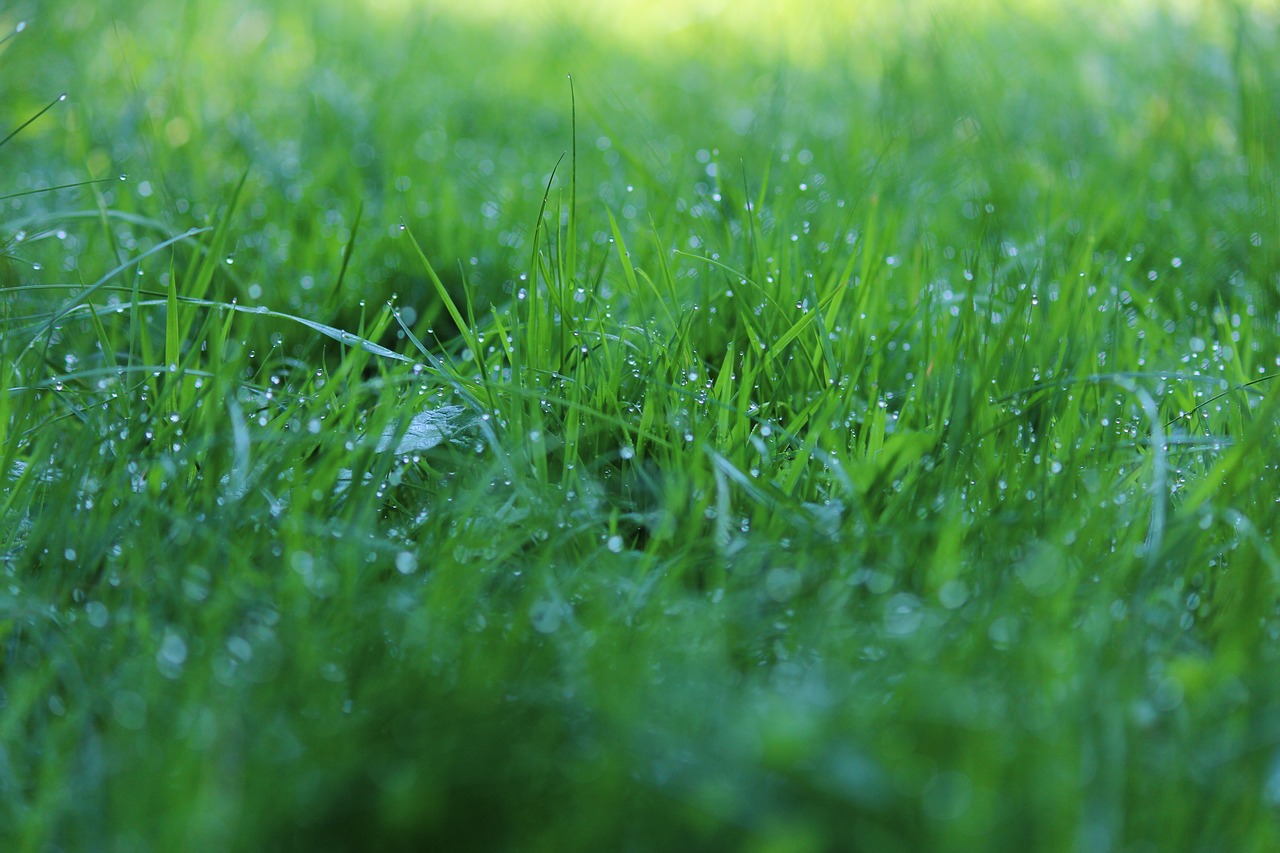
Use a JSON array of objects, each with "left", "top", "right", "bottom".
[{"left": 3, "top": 0, "right": 1280, "bottom": 849}]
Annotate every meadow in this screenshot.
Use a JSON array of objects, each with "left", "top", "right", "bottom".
[{"left": 2, "top": 0, "right": 1280, "bottom": 849}]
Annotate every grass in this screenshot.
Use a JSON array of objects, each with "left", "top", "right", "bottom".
[{"left": 2, "top": 0, "right": 1280, "bottom": 849}]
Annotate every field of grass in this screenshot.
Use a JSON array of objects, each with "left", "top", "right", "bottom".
[{"left": 3, "top": 0, "right": 1280, "bottom": 849}]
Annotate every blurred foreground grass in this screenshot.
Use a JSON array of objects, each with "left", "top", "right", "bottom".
[{"left": 2, "top": 0, "right": 1280, "bottom": 850}]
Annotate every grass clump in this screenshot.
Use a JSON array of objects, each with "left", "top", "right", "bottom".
[{"left": 3, "top": 0, "right": 1280, "bottom": 850}]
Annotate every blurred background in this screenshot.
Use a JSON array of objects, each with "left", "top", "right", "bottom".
[{"left": 4, "top": 0, "right": 1276, "bottom": 343}]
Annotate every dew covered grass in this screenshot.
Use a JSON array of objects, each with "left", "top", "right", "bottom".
[{"left": 3, "top": 0, "right": 1280, "bottom": 850}]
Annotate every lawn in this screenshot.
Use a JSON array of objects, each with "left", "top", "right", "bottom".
[{"left": 3, "top": 0, "right": 1280, "bottom": 850}]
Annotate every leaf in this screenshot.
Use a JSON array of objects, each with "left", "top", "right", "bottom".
[{"left": 375, "top": 405, "right": 473, "bottom": 455}]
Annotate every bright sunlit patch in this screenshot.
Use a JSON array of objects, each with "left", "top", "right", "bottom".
[{"left": 358, "top": 0, "right": 1280, "bottom": 68}]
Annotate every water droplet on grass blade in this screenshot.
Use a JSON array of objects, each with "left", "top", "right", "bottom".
[
  {"left": 86, "top": 601, "right": 109, "bottom": 627},
  {"left": 531, "top": 600, "right": 566, "bottom": 634},
  {"left": 884, "top": 593, "right": 923, "bottom": 636},
  {"left": 157, "top": 630, "right": 188, "bottom": 678}
]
